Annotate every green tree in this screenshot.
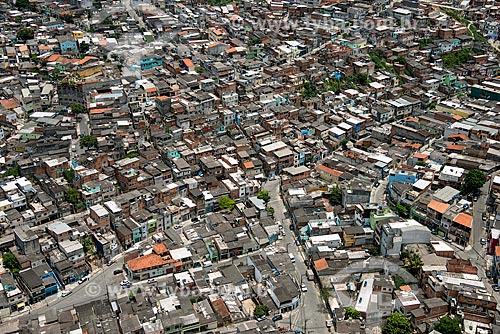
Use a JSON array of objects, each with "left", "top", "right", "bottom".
[
  {"left": 253, "top": 305, "right": 269, "bottom": 317},
  {"left": 434, "top": 316, "right": 461, "bottom": 334},
  {"left": 16, "top": 28, "right": 34, "bottom": 41},
  {"left": 404, "top": 252, "right": 424, "bottom": 276},
  {"left": 4, "top": 165, "right": 20, "bottom": 178},
  {"left": 341, "top": 138, "right": 349, "bottom": 150},
  {"left": 80, "top": 135, "right": 98, "bottom": 148},
  {"left": 194, "top": 66, "right": 204, "bottom": 74},
  {"left": 79, "top": 41, "right": 90, "bottom": 54},
  {"left": 219, "top": 196, "right": 235, "bottom": 211},
  {"left": 266, "top": 206, "right": 274, "bottom": 215},
  {"left": 82, "top": 237, "right": 96, "bottom": 255},
  {"left": 392, "top": 274, "right": 407, "bottom": 289},
  {"left": 395, "top": 204, "right": 409, "bottom": 217},
  {"left": 329, "top": 187, "right": 342, "bottom": 206},
  {"left": 462, "top": 169, "right": 486, "bottom": 193},
  {"left": 15, "top": 0, "right": 30, "bottom": 9},
  {"left": 302, "top": 81, "right": 318, "bottom": 99},
  {"left": 71, "top": 103, "right": 84, "bottom": 114},
  {"left": 257, "top": 190, "right": 270, "bottom": 203},
  {"left": 66, "top": 187, "right": 81, "bottom": 204},
  {"left": 368, "top": 246, "right": 380, "bottom": 256},
  {"left": 2, "top": 252, "right": 19, "bottom": 270},
  {"left": 125, "top": 151, "right": 139, "bottom": 158},
  {"left": 345, "top": 306, "right": 362, "bottom": 320},
  {"left": 382, "top": 312, "right": 412, "bottom": 334},
  {"left": 63, "top": 169, "right": 75, "bottom": 183}
]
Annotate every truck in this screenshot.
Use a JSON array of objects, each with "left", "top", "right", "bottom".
[{"left": 288, "top": 253, "right": 295, "bottom": 263}]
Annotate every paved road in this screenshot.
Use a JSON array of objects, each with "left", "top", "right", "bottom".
[
  {"left": 370, "top": 178, "right": 388, "bottom": 205},
  {"left": 263, "top": 178, "right": 329, "bottom": 334},
  {"left": 471, "top": 171, "right": 498, "bottom": 256}
]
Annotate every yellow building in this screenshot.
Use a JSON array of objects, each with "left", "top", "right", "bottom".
[{"left": 72, "top": 31, "right": 84, "bottom": 39}]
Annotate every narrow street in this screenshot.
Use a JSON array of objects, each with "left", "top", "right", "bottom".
[{"left": 263, "top": 178, "right": 329, "bottom": 334}]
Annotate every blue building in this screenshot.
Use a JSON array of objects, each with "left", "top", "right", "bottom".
[
  {"left": 58, "top": 35, "right": 77, "bottom": 54},
  {"left": 134, "top": 56, "right": 163, "bottom": 71},
  {"left": 388, "top": 170, "right": 417, "bottom": 187}
]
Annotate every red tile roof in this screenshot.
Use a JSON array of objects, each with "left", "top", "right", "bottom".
[
  {"left": 0, "top": 99, "right": 20, "bottom": 110},
  {"left": 153, "top": 243, "right": 168, "bottom": 255},
  {"left": 182, "top": 58, "right": 194, "bottom": 67},
  {"left": 314, "top": 258, "right": 329, "bottom": 271},
  {"left": 316, "top": 165, "right": 342, "bottom": 177},
  {"left": 427, "top": 200, "right": 450, "bottom": 214},
  {"left": 126, "top": 253, "right": 171, "bottom": 271},
  {"left": 211, "top": 298, "right": 230, "bottom": 318},
  {"left": 453, "top": 213, "right": 472, "bottom": 229}
]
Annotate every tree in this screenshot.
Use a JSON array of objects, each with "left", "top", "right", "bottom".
[
  {"left": 253, "top": 305, "right": 269, "bottom": 317},
  {"left": 404, "top": 252, "right": 424, "bottom": 276},
  {"left": 15, "top": 0, "right": 30, "bottom": 9},
  {"left": 82, "top": 237, "right": 96, "bottom": 255},
  {"left": 329, "top": 187, "right": 342, "bottom": 206},
  {"left": 345, "top": 307, "right": 362, "bottom": 320},
  {"left": 382, "top": 312, "right": 412, "bottom": 334},
  {"left": 368, "top": 246, "right": 380, "bottom": 256},
  {"left": 341, "top": 139, "right": 349, "bottom": 150},
  {"left": 266, "top": 206, "right": 274, "bottom": 215},
  {"left": 16, "top": 28, "right": 34, "bottom": 41},
  {"left": 257, "top": 190, "right": 270, "bottom": 203},
  {"left": 462, "top": 169, "right": 486, "bottom": 193},
  {"left": 80, "top": 135, "right": 98, "bottom": 148},
  {"left": 395, "top": 204, "right": 409, "bottom": 218},
  {"left": 71, "top": 103, "right": 84, "bottom": 114},
  {"left": 2, "top": 252, "right": 19, "bottom": 270},
  {"left": 219, "top": 196, "right": 235, "bottom": 211},
  {"left": 302, "top": 81, "right": 318, "bottom": 99},
  {"left": 79, "top": 41, "right": 90, "bottom": 54},
  {"left": 4, "top": 165, "right": 20, "bottom": 178},
  {"left": 434, "top": 316, "right": 461, "bottom": 334},
  {"left": 66, "top": 187, "right": 81, "bottom": 204},
  {"left": 194, "top": 66, "right": 204, "bottom": 74},
  {"left": 125, "top": 151, "right": 139, "bottom": 158},
  {"left": 63, "top": 169, "right": 75, "bottom": 183}
]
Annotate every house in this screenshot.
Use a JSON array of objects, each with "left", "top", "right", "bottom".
[
  {"left": 124, "top": 253, "right": 177, "bottom": 280},
  {"left": 58, "top": 35, "right": 77, "bottom": 54},
  {"left": 267, "top": 274, "right": 300, "bottom": 313}
]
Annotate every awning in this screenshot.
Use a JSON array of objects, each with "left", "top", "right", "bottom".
[{"left": 17, "top": 302, "right": 25, "bottom": 309}]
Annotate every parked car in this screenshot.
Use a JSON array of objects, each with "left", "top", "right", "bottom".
[
  {"left": 120, "top": 280, "right": 131, "bottom": 287},
  {"left": 78, "top": 277, "right": 88, "bottom": 285},
  {"left": 113, "top": 269, "right": 123, "bottom": 275},
  {"left": 480, "top": 238, "right": 487, "bottom": 245},
  {"left": 272, "top": 314, "right": 283, "bottom": 322},
  {"left": 301, "top": 284, "right": 308, "bottom": 292},
  {"left": 483, "top": 213, "right": 487, "bottom": 221},
  {"left": 106, "top": 260, "right": 115, "bottom": 267},
  {"left": 61, "top": 290, "right": 72, "bottom": 297},
  {"left": 493, "top": 285, "right": 500, "bottom": 292},
  {"left": 473, "top": 196, "right": 478, "bottom": 202},
  {"left": 147, "top": 278, "right": 157, "bottom": 284}
]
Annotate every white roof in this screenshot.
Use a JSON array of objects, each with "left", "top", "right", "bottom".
[
  {"left": 413, "top": 179, "right": 431, "bottom": 190},
  {"left": 170, "top": 247, "right": 192, "bottom": 261},
  {"left": 355, "top": 278, "right": 374, "bottom": 313}
]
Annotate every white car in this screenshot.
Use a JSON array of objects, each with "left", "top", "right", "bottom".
[
  {"left": 120, "top": 280, "right": 131, "bottom": 287},
  {"left": 61, "top": 290, "right": 72, "bottom": 297},
  {"left": 301, "top": 284, "right": 308, "bottom": 292},
  {"left": 147, "top": 278, "right": 157, "bottom": 284},
  {"left": 78, "top": 277, "right": 88, "bottom": 284}
]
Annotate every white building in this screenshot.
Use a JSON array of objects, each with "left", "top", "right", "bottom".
[{"left": 380, "top": 220, "right": 431, "bottom": 256}]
